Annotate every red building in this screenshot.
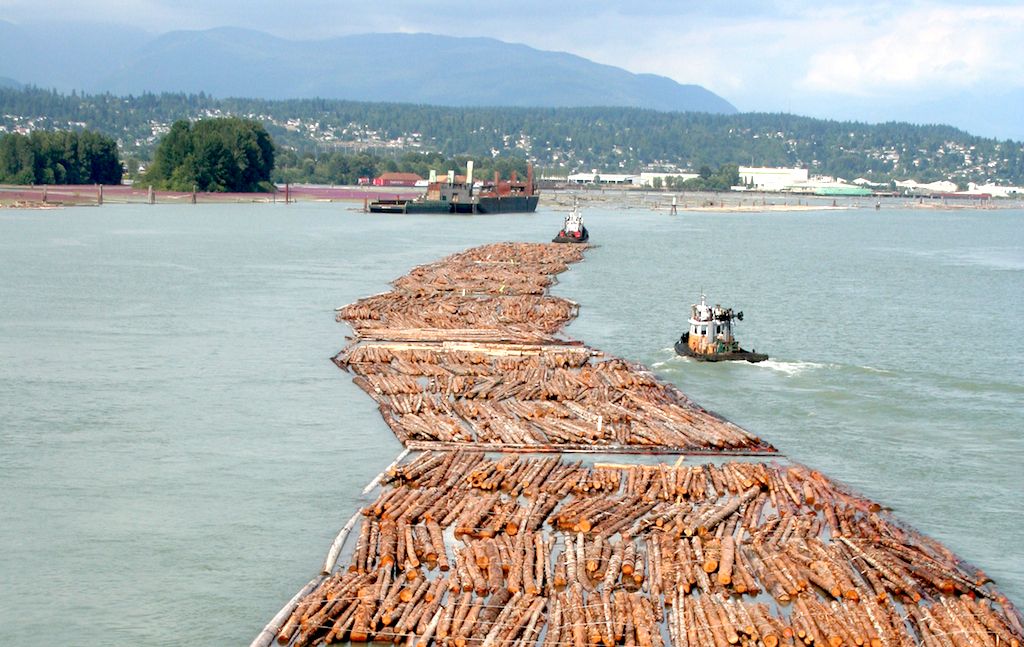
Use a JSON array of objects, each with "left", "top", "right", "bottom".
[{"left": 372, "top": 172, "right": 422, "bottom": 187}]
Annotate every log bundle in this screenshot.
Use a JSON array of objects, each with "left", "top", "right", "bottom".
[
  {"left": 275, "top": 453, "right": 1023, "bottom": 647},
  {"left": 333, "top": 242, "right": 771, "bottom": 452},
  {"left": 335, "top": 342, "right": 769, "bottom": 451},
  {"left": 336, "top": 293, "right": 579, "bottom": 343}
]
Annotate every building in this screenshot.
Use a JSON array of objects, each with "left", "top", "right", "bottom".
[
  {"left": 637, "top": 172, "right": 699, "bottom": 187},
  {"left": 968, "top": 183, "right": 1023, "bottom": 198},
  {"left": 566, "top": 173, "right": 639, "bottom": 185},
  {"left": 738, "top": 167, "right": 809, "bottom": 191},
  {"left": 373, "top": 172, "right": 423, "bottom": 187},
  {"left": 894, "top": 179, "right": 957, "bottom": 194}
]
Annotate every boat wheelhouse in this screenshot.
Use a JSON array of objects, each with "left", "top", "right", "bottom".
[
  {"left": 674, "top": 294, "right": 767, "bottom": 363},
  {"left": 552, "top": 205, "right": 589, "bottom": 243}
]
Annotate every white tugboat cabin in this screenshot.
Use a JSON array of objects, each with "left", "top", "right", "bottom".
[{"left": 553, "top": 205, "right": 589, "bottom": 243}]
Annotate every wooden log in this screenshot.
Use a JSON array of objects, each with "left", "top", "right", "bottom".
[
  {"left": 523, "top": 532, "right": 539, "bottom": 595},
  {"left": 622, "top": 540, "right": 637, "bottom": 576},
  {"left": 630, "top": 594, "right": 653, "bottom": 647},
  {"left": 750, "top": 603, "right": 779, "bottom": 647},
  {"left": 718, "top": 535, "right": 737, "bottom": 586},
  {"left": 553, "top": 550, "right": 567, "bottom": 589},
  {"left": 576, "top": 532, "right": 595, "bottom": 592},
  {"left": 455, "top": 597, "right": 484, "bottom": 647},
  {"left": 487, "top": 538, "right": 505, "bottom": 593},
  {"left": 712, "top": 593, "right": 740, "bottom": 644},
  {"left": 704, "top": 537, "right": 721, "bottom": 574},
  {"left": 542, "top": 594, "right": 563, "bottom": 647},
  {"left": 697, "top": 592, "right": 730, "bottom": 647},
  {"left": 349, "top": 587, "right": 374, "bottom": 642}
]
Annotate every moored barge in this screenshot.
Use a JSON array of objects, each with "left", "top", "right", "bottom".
[{"left": 369, "top": 162, "right": 539, "bottom": 214}]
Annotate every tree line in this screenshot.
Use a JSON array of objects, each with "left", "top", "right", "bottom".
[
  {"left": 273, "top": 150, "right": 529, "bottom": 185},
  {"left": 0, "top": 129, "right": 122, "bottom": 185}
]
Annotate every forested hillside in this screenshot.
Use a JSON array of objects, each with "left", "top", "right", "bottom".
[{"left": 2, "top": 87, "right": 1022, "bottom": 186}]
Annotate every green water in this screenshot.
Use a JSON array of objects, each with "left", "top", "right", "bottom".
[{"left": 0, "top": 203, "right": 1020, "bottom": 645}]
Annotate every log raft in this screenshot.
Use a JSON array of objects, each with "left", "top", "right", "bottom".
[{"left": 259, "top": 242, "right": 1021, "bottom": 647}]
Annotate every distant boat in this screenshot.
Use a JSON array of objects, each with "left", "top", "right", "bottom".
[
  {"left": 674, "top": 294, "right": 767, "bottom": 362},
  {"left": 553, "top": 204, "right": 589, "bottom": 243}
]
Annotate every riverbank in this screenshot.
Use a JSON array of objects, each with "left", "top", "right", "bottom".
[{"left": 3, "top": 183, "right": 1020, "bottom": 211}]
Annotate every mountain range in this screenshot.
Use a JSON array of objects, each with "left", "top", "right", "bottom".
[
  {"left": 0, "top": 21, "right": 736, "bottom": 114},
  {"left": 1, "top": 20, "right": 1020, "bottom": 140}
]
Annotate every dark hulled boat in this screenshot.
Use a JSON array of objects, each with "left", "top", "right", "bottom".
[
  {"left": 369, "top": 162, "right": 538, "bottom": 214},
  {"left": 674, "top": 294, "right": 767, "bottom": 362},
  {"left": 553, "top": 205, "right": 589, "bottom": 243}
]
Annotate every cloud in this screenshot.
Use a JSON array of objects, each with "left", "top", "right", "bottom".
[{"left": 798, "top": 5, "right": 1024, "bottom": 96}]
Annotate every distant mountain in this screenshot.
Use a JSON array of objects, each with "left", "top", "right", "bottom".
[
  {"left": 0, "top": 75, "right": 21, "bottom": 89},
  {"left": 0, "top": 22, "right": 736, "bottom": 114},
  {"left": 100, "top": 29, "right": 737, "bottom": 113},
  {"left": 0, "top": 20, "right": 150, "bottom": 91},
  {"left": 899, "top": 89, "right": 1024, "bottom": 143}
]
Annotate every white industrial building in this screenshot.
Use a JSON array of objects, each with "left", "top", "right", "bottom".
[
  {"left": 738, "top": 167, "right": 809, "bottom": 191},
  {"left": 637, "top": 172, "right": 699, "bottom": 187},
  {"left": 967, "top": 183, "right": 1023, "bottom": 197},
  {"left": 566, "top": 172, "right": 639, "bottom": 185},
  {"left": 895, "top": 179, "right": 958, "bottom": 194}
]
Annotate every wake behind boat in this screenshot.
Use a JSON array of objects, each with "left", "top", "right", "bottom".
[{"left": 675, "top": 294, "right": 767, "bottom": 362}]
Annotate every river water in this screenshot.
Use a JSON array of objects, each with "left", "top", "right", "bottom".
[{"left": 0, "top": 203, "right": 1021, "bottom": 646}]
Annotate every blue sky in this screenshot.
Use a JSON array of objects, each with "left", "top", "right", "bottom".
[{"left": 2, "top": 0, "right": 1022, "bottom": 138}]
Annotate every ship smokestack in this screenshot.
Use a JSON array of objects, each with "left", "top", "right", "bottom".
[
  {"left": 527, "top": 163, "right": 534, "bottom": 196},
  {"left": 466, "top": 161, "right": 474, "bottom": 197}
]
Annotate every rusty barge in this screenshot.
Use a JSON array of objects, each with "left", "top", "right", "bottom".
[{"left": 370, "top": 163, "right": 539, "bottom": 215}]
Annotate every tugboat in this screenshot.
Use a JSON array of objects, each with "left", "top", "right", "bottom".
[
  {"left": 675, "top": 294, "right": 767, "bottom": 363},
  {"left": 553, "top": 204, "right": 589, "bottom": 243}
]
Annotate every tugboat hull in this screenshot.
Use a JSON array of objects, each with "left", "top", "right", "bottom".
[
  {"left": 674, "top": 336, "right": 767, "bottom": 363},
  {"left": 553, "top": 226, "right": 589, "bottom": 244}
]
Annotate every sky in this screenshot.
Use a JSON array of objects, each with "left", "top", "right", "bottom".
[{"left": 2, "top": 0, "right": 1022, "bottom": 138}]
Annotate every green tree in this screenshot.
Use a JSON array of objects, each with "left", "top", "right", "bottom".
[
  {"left": 0, "top": 130, "right": 121, "bottom": 185},
  {"left": 140, "top": 117, "right": 275, "bottom": 192}
]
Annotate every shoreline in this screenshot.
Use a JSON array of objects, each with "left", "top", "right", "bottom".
[{"left": 2, "top": 183, "right": 1020, "bottom": 211}]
